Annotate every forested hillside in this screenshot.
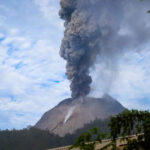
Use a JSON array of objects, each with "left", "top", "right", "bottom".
[{"left": 0, "top": 119, "right": 109, "bottom": 150}]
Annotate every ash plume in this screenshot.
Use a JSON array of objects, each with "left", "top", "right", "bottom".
[{"left": 59, "top": 0, "right": 150, "bottom": 99}]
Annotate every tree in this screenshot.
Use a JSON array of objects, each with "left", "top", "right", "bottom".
[
  {"left": 70, "top": 110, "right": 150, "bottom": 150},
  {"left": 109, "top": 109, "right": 150, "bottom": 150},
  {"left": 69, "top": 127, "right": 107, "bottom": 150}
]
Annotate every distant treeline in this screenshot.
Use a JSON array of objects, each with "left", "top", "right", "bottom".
[{"left": 0, "top": 119, "right": 109, "bottom": 150}]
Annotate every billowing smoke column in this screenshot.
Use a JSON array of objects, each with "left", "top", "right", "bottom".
[
  {"left": 59, "top": 0, "right": 150, "bottom": 99},
  {"left": 59, "top": 0, "right": 122, "bottom": 98}
]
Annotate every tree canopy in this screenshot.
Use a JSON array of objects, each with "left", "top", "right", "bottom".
[{"left": 71, "top": 109, "right": 150, "bottom": 150}]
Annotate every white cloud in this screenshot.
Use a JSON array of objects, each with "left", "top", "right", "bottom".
[
  {"left": 34, "top": 0, "right": 64, "bottom": 30},
  {"left": 0, "top": 28, "right": 70, "bottom": 129},
  {"left": 90, "top": 46, "right": 150, "bottom": 110},
  {"left": 0, "top": 0, "right": 69, "bottom": 129},
  {"left": 0, "top": 0, "right": 150, "bottom": 130}
]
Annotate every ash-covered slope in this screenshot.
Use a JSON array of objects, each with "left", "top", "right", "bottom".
[{"left": 35, "top": 94, "right": 125, "bottom": 137}]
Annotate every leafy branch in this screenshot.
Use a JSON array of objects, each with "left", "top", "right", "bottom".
[{"left": 70, "top": 110, "right": 150, "bottom": 150}]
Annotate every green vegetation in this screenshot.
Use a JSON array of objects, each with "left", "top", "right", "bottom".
[
  {"left": 1, "top": 110, "right": 150, "bottom": 150},
  {"left": 0, "top": 119, "right": 109, "bottom": 150},
  {"left": 0, "top": 128, "right": 63, "bottom": 150},
  {"left": 70, "top": 110, "right": 150, "bottom": 150},
  {"left": 69, "top": 127, "right": 108, "bottom": 150},
  {"left": 109, "top": 109, "right": 150, "bottom": 150}
]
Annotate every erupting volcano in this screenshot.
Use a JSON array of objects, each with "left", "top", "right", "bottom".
[
  {"left": 35, "top": 0, "right": 150, "bottom": 136},
  {"left": 35, "top": 94, "right": 125, "bottom": 136}
]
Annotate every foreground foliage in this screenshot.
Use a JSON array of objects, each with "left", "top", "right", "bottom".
[
  {"left": 109, "top": 109, "right": 150, "bottom": 150},
  {"left": 69, "top": 128, "right": 107, "bottom": 150},
  {"left": 71, "top": 110, "right": 150, "bottom": 150},
  {"left": 0, "top": 119, "right": 109, "bottom": 150}
]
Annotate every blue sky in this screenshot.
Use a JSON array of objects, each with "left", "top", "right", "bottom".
[{"left": 0, "top": 0, "right": 150, "bottom": 130}]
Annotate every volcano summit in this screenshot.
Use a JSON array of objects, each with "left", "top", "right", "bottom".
[
  {"left": 35, "top": 95, "right": 125, "bottom": 136},
  {"left": 36, "top": 0, "right": 150, "bottom": 137}
]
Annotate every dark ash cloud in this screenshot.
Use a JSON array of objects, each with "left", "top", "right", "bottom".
[{"left": 59, "top": 0, "right": 150, "bottom": 98}]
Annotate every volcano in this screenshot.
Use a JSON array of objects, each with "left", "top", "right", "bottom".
[{"left": 35, "top": 94, "right": 125, "bottom": 137}]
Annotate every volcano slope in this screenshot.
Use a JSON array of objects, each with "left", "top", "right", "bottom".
[{"left": 35, "top": 94, "right": 125, "bottom": 137}]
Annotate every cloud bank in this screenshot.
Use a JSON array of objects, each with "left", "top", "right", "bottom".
[{"left": 0, "top": 0, "right": 149, "bottom": 129}]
